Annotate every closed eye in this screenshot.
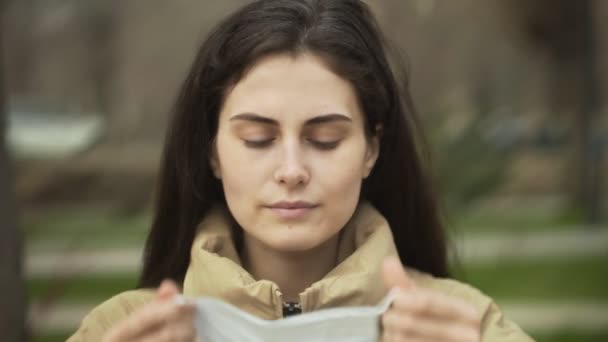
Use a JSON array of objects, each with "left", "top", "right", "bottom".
[
  {"left": 243, "top": 138, "right": 341, "bottom": 150},
  {"left": 308, "top": 139, "right": 341, "bottom": 150},
  {"left": 243, "top": 138, "right": 275, "bottom": 148}
]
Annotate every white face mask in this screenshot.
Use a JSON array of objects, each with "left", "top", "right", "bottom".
[{"left": 177, "top": 290, "right": 397, "bottom": 342}]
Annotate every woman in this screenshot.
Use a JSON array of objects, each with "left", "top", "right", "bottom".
[{"left": 69, "top": 0, "right": 532, "bottom": 341}]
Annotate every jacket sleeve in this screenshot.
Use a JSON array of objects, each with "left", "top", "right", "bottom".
[
  {"left": 67, "top": 290, "right": 155, "bottom": 342},
  {"left": 480, "top": 300, "right": 535, "bottom": 342}
]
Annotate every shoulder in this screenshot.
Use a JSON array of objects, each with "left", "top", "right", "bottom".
[
  {"left": 67, "top": 289, "right": 155, "bottom": 342},
  {"left": 407, "top": 268, "right": 534, "bottom": 341}
]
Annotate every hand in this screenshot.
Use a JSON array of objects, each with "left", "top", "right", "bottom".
[
  {"left": 381, "top": 257, "right": 481, "bottom": 342},
  {"left": 103, "top": 279, "right": 196, "bottom": 342}
]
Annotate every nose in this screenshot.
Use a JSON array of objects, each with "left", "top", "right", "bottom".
[{"left": 273, "top": 142, "right": 310, "bottom": 188}]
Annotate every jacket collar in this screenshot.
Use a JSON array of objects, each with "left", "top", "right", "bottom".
[{"left": 183, "top": 201, "right": 398, "bottom": 320}]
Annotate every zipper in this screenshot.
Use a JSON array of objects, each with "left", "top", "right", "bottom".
[
  {"left": 275, "top": 287, "right": 303, "bottom": 317},
  {"left": 282, "top": 301, "right": 302, "bottom": 317}
]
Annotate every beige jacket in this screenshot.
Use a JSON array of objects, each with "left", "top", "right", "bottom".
[{"left": 68, "top": 202, "right": 533, "bottom": 341}]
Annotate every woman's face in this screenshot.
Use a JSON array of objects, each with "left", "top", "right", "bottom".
[{"left": 211, "top": 53, "right": 379, "bottom": 253}]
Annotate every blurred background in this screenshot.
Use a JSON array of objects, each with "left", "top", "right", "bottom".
[{"left": 1, "top": 0, "right": 606, "bottom": 341}]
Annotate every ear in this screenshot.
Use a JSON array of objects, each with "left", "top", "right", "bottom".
[
  {"left": 363, "top": 124, "right": 382, "bottom": 179},
  {"left": 209, "top": 138, "right": 222, "bottom": 179}
]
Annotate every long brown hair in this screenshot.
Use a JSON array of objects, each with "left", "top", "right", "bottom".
[{"left": 138, "top": 0, "right": 448, "bottom": 288}]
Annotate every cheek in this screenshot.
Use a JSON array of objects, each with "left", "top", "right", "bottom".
[
  {"left": 314, "top": 140, "right": 367, "bottom": 224},
  {"left": 215, "top": 134, "right": 266, "bottom": 234},
  {"left": 215, "top": 134, "right": 262, "bottom": 202},
  {"left": 317, "top": 141, "right": 367, "bottom": 194}
]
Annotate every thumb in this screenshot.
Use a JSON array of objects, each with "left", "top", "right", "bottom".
[
  {"left": 156, "top": 279, "right": 180, "bottom": 301},
  {"left": 382, "top": 256, "right": 415, "bottom": 291}
]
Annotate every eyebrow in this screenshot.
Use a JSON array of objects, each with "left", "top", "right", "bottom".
[{"left": 229, "top": 112, "right": 352, "bottom": 125}]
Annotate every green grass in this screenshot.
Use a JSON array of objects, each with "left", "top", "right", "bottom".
[
  {"left": 28, "top": 273, "right": 138, "bottom": 304},
  {"left": 454, "top": 255, "right": 608, "bottom": 300},
  {"left": 27, "top": 254, "right": 607, "bottom": 304},
  {"left": 25, "top": 208, "right": 150, "bottom": 235},
  {"left": 448, "top": 205, "right": 585, "bottom": 234},
  {"left": 31, "top": 331, "right": 72, "bottom": 342},
  {"left": 531, "top": 330, "right": 608, "bottom": 342},
  {"left": 24, "top": 209, "right": 150, "bottom": 249}
]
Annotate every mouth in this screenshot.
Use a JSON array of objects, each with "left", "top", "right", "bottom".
[
  {"left": 269, "top": 201, "right": 317, "bottom": 209},
  {"left": 266, "top": 201, "right": 319, "bottom": 219}
]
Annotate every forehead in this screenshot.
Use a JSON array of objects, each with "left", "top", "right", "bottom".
[{"left": 220, "top": 53, "right": 363, "bottom": 123}]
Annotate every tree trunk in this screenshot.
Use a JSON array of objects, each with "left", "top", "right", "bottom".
[
  {"left": 0, "top": 1, "right": 27, "bottom": 339},
  {"left": 577, "top": 0, "right": 602, "bottom": 223},
  {"left": 505, "top": 0, "right": 604, "bottom": 224}
]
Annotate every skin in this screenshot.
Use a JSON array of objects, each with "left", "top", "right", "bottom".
[
  {"left": 382, "top": 257, "right": 482, "bottom": 342},
  {"left": 102, "top": 280, "right": 196, "bottom": 342},
  {"left": 210, "top": 53, "right": 380, "bottom": 302},
  {"left": 103, "top": 52, "right": 481, "bottom": 341}
]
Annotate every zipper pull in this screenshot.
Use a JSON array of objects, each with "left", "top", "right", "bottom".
[{"left": 282, "top": 301, "right": 302, "bottom": 317}]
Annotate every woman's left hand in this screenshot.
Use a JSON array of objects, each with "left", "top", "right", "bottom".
[{"left": 381, "top": 257, "right": 481, "bottom": 342}]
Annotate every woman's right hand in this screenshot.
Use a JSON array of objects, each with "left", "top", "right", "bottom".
[{"left": 102, "top": 279, "right": 196, "bottom": 342}]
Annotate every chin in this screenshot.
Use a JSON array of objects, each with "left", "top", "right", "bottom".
[
  {"left": 267, "top": 238, "right": 321, "bottom": 253},
  {"left": 263, "top": 232, "right": 327, "bottom": 253}
]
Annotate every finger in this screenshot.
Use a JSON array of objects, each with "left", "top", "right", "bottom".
[
  {"left": 381, "top": 311, "right": 413, "bottom": 341},
  {"left": 143, "top": 309, "right": 196, "bottom": 342},
  {"left": 382, "top": 327, "right": 407, "bottom": 342},
  {"left": 171, "top": 316, "right": 197, "bottom": 341},
  {"left": 382, "top": 256, "right": 415, "bottom": 291},
  {"left": 157, "top": 279, "right": 180, "bottom": 301},
  {"left": 382, "top": 324, "right": 427, "bottom": 342},
  {"left": 153, "top": 321, "right": 197, "bottom": 342},
  {"left": 106, "top": 301, "right": 193, "bottom": 341},
  {"left": 383, "top": 311, "right": 480, "bottom": 342},
  {"left": 391, "top": 289, "right": 480, "bottom": 326}
]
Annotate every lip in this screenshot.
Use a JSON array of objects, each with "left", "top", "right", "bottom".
[
  {"left": 267, "top": 201, "right": 318, "bottom": 219},
  {"left": 269, "top": 201, "right": 317, "bottom": 209}
]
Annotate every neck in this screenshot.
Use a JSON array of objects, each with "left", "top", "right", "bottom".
[{"left": 242, "top": 233, "right": 341, "bottom": 303}]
